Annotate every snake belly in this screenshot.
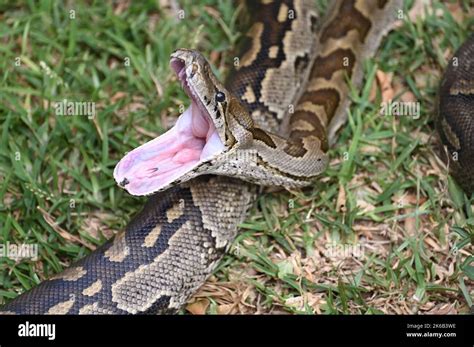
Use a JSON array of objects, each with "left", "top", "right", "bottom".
[
  {"left": 437, "top": 35, "right": 474, "bottom": 195},
  {"left": 0, "top": 0, "right": 402, "bottom": 314}
]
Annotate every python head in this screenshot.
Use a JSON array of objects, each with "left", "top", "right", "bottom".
[
  {"left": 114, "top": 49, "right": 327, "bottom": 196},
  {"left": 113, "top": 49, "right": 254, "bottom": 196}
]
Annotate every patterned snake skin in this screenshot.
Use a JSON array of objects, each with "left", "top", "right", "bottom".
[
  {"left": 437, "top": 35, "right": 474, "bottom": 195},
  {"left": 0, "top": 0, "right": 421, "bottom": 314}
]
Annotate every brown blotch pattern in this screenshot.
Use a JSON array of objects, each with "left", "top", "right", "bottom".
[
  {"left": 296, "top": 88, "right": 341, "bottom": 124},
  {"left": 289, "top": 110, "right": 329, "bottom": 153},
  {"left": 283, "top": 138, "right": 308, "bottom": 157},
  {"left": 320, "top": 0, "right": 371, "bottom": 44},
  {"left": 311, "top": 48, "right": 356, "bottom": 80},
  {"left": 239, "top": 23, "right": 264, "bottom": 68},
  {"left": 249, "top": 127, "right": 277, "bottom": 148}
]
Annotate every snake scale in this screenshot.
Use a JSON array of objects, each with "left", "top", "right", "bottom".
[
  {"left": 437, "top": 34, "right": 474, "bottom": 195},
  {"left": 1, "top": 0, "right": 471, "bottom": 314}
]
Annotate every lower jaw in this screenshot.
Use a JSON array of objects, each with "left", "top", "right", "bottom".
[{"left": 113, "top": 103, "right": 224, "bottom": 196}]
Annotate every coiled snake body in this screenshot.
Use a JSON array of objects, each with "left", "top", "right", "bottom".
[
  {"left": 437, "top": 35, "right": 474, "bottom": 195},
  {"left": 1, "top": 0, "right": 471, "bottom": 314}
]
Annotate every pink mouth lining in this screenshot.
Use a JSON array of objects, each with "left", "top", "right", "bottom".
[{"left": 113, "top": 58, "right": 225, "bottom": 196}]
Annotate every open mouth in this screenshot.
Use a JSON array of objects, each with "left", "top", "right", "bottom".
[{"left": 113, "top": 56, "right": 225, "bottom": 196}]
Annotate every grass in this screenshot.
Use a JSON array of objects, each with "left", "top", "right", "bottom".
[{"left": 0, "top": 0, "right": 473, "bottom": 314}]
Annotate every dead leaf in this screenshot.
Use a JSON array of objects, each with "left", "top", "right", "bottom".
[
  {"left": 408, "top": 0, "right": 431, "bottom": 22},
  {"left": 445, "top": 2, "right": 465, "bottom": 23},
  {"left": 356, "top": 199, "right": 375, "bottom": 214},
  {"left": 81, "top": 212, "right": 115, "bottom": 241},
  {"left": 186, "top": 298, "right": 210, "bottom": 315},
  {"left": 110, "top": 92, "right": 127, "bottom": 103},
  {"left": 113, "top": 0, "right": 131, "bottom": 15},
  {"left": 425, "top": 303, "right": 457, "bottom": 315},
  {"left": 38, "top": 206, "right": 96, "bottom": 250},
  {"left": 336, "top": 184, "right": 346, "bottom": 213},
  {"left": 376, "top": 70, "right": 394, "bottom": 103},
  {"left": 404, "top": 213, "right": 417, "bottom": 236},
  {"left": 216, "top": 303, "right": 235, "bottom": 314}
]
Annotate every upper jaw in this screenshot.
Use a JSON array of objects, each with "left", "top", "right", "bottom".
[
  {"left": 170, "top": 49, "right": 201, "bottom": 85},
  {"left": 170, "top": 50, "right": 227, "bottom": 144},
  {"left": 170, "top": 53, "right": 195, "bottom": 98}
]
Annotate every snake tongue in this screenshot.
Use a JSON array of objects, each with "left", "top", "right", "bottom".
[{"left": 114, "top": 100, "right": 225, "bottom": 196}]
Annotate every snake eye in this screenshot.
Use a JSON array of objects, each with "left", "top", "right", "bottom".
[{"left": 215, "top": 92, "right": 226, "bottom": 103}]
